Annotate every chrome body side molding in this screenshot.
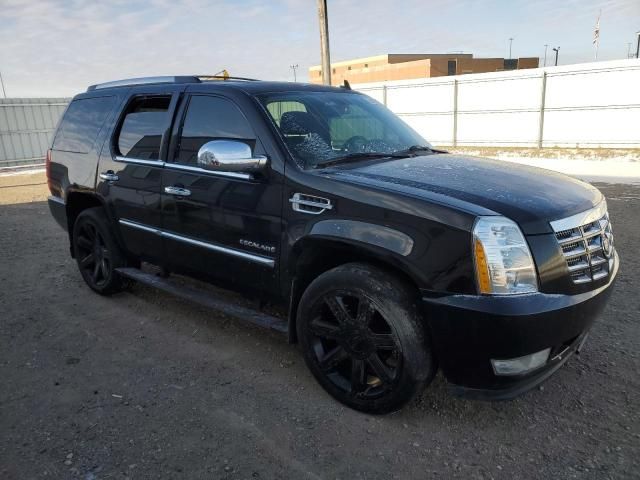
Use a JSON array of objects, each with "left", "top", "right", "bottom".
[{"left": 118, "top": 219, "right": 275, "bottom": 267}]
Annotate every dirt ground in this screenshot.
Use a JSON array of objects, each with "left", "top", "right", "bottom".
[
  {"left": 0, "top": 177, "right": 638, "bottom": 479},
  {"left": 0, "top": 169, "right": 48, "bottom": 205}
]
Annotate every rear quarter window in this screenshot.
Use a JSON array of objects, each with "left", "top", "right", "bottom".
[
  {"left": 116, "top": 96, "right": 171, "bottom": 160},
  {"left": 53, "top": 96, "right": 115, "bottom": 153}
]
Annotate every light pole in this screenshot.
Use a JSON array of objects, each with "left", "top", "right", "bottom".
[
  {"left": 508, "top": 37, "right": 514, "bottom": 59},
  {"left": 552, "top": 46, "right": 560, "bottom": 66},
  {"left": 317, "top": 0, "right": 331, "bottom": 85},
  {"left": 0, "top": 71, "right": 6, "bottom": 98},
  {"left": 290, "top": 64, "right": 299, "bottom": 82},
  {"left": 543, "top": 44, "right": 548, "bottom": 66}
]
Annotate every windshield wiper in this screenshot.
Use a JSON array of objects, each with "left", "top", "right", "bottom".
[
  {"left": 313, "top": 151, "right": 408, "bottom": 169},
  {"left": 393, "top": 145, "right": 444, "bottom": 156}
]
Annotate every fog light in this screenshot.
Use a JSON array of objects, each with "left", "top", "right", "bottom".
[{"left": 491, "top": 348, "right": 551, "bottom": 376}]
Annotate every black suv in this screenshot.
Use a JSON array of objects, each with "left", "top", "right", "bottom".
[{"left": 47, "top": 76, "right": 618, "bottom": 413}]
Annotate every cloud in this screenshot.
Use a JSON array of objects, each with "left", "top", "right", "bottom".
[{"left": 0, "top": 0, "right": 638, "bottom": 97}]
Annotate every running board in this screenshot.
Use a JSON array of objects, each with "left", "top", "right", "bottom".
[{"left": 116, "top": 267, "right": 288, "bottom": 334}]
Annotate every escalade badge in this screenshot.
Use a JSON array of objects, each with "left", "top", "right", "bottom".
[{"left": 240, "top": 239, "right": 276, "bottom": 253}]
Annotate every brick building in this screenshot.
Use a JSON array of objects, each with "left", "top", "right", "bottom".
[{"left": 309, "top": 53, "right": 539, "bottom": 85}]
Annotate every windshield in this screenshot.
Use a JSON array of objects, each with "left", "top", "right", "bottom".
[{"left": 257, "top": 91, "right": 432, "bottom": 169}]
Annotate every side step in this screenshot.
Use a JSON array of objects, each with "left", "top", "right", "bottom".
[{"left": 116, "top": 267, "right": 288, "bottom": 334}]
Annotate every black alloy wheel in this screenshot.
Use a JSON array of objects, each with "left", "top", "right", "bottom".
[
  {"left": 297, "top": 263, "right": 436, "bottom": 414},
  {"left": 307, "top": 291, "right": 402, "bottom": 399},
  {"left": 76, "top": 222, "right": 111, "bottom": 288},
  {"left": 72, "top": 207, "right": 128, "bottom": 295}
]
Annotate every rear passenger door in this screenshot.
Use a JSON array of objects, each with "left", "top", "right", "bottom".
[
  {"left": 161, "top": 93, "right": 282, "bottom": 294},
  {"left": 96, "top": 86, "right": 181, "bottom": 263}
]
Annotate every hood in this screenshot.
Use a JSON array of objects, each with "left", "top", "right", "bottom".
[{"left": 320, "top": 153, "right": 602, "bottom": 234}]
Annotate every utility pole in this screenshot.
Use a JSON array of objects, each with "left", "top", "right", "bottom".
[
  {"left": 508, "top": 38, "right": 514, "bottom": 59},
  {"left": 543, "top": 44, "right": 548, "bottom": 66},
  {"left": 290, "top": 64, "right": 299, "bottom": 82},
  {"left": 553, "top": 46, "right": 560, "bottom": 66},
  {"left": 317, "top": 0, "right": 332, "bottom": 85},
  {"left": 0, "top": 71, "right": 6, "bottom": 99},
  {"left": 636, "top": 31, "right": 640, "bottom": 59}
]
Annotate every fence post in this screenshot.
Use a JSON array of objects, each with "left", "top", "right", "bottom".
[
  {"left": 382, "top": 84, "right": 387, "bottom": 106},
  {"left": 537, "top": 71, "right": 547, "bottom": 149},
  {"left": 452, "top": 79, "right": 458, "bottom": 147}
]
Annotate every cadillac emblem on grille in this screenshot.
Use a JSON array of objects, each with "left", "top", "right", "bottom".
[{"left": 550, "top": 202, "right": 615, "bottom": 285}]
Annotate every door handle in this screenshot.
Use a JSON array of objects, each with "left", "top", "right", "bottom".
[
  {"left": 164, "top": 186, "right": 191, "bottom": 197},
  {"left": 99, "top": 171, "right": 119, "bottom": 182}
]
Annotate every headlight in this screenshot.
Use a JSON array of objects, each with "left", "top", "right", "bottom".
[{"left": 472, "top": 216, "right": 538, "bottom": 294}]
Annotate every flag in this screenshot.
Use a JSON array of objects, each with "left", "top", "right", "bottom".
[{"left": 593, "top": 13, "right": 600, "bottom": 45}]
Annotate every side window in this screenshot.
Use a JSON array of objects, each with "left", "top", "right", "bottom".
[
  {"left": 266, "top": 100, "right": 306, "bottom": 126},
  {"left": 116, "top": 96, "right": 171, "bottom": 160},
  {"left": 53, "top": 96, "right": 115, "bottom": 153},
  {"left": 176, "top": 96, "right": 255, "bottom": 166}
]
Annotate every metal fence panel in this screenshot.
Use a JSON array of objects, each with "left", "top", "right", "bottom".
[
  {"left": 0, "top": 98, "right": 70, "bottom": 167},
  {"left": 356, "top": 59, "right": 640, "bottom": 149}
]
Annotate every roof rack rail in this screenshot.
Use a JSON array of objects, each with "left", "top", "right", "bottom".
[
  {"left": 87, "top": 76, "right": 201, "bottom": 91},
  {"left": 197, "top": 75, "right": 260, "bottom": 82},
  {"left": 86, "top": 74, "right": 260, "bottom": 91}
]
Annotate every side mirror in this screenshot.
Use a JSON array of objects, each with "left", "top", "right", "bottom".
[{"left": 197, "top": 140, "right": 268, "bottom": 175}]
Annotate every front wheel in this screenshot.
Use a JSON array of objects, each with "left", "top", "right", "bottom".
[
  {"left": 297, "top": 263, "right": 436, "bottom": 414},
  {"left": 72, "top": 207, "right": 128, "bottom": 295}
]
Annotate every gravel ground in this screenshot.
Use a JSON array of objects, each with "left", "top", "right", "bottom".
[{"left": 0, "top": 183, "right": 638, "bottom": 480}]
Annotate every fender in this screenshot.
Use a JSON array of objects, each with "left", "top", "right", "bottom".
[
  {"left": 309, "top": 219, "right": 414, "bottom": 256},
  {"left": 286, "top": 220, "right": 416, "bottom": 343}
]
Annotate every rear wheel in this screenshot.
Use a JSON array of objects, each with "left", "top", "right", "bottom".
[
  {"left": 72, "top": 207, "right": 128, "bottom": 295},
  {"left": 297, "top": 263, "right": 436, "bottom": 414}
]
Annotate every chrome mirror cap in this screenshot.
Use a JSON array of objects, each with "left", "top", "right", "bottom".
[{"left": 197, "top": 140, "right": 268, "bottom": 174}]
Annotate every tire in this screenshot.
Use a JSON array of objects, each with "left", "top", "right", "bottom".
[
  {"left": 296, "top": 263, "right": 436, "bottom": 414},
  {"left": 72, "top": 207, "right": 128, "bottom": 295}
]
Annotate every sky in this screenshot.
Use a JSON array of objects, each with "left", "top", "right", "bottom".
[{"left": 1, "top": 0, "right": 639, "bottom": 97}]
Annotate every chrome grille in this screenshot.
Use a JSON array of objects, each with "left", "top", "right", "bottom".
[{"left": 550, "top": 202, "right": 615, "bottom": 285}]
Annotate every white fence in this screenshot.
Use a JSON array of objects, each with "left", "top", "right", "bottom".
[
  {"left": 0, "top": 98, "right": 69, "bottom": 168},
  {"left": 355, "top": 59, "right": 640, "bottom": 148}
]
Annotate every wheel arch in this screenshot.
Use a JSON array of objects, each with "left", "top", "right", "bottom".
[
  {"left": 286, "top": 234, "right": 421, "bottom": 344},
  {"left": 65, "top": 191, "right": 106, "bottom": 257}
]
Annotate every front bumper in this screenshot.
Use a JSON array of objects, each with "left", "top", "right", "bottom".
[{"left": 421, "top": 252, "right": 618, "bottom": 399}]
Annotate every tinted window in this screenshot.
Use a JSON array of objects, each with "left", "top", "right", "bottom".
[
  {"left": 117, "top": 96, "right": 171, "bottom": 160},
  {"left": 176, "top": 96, "right": 255, "bottom": 165},
  {"left": 53, "top": 96, "right": 115, "bottom": 153}
]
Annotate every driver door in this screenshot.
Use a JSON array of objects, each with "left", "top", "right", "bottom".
[{"left": 161, "top": 93, "right": 282, "bottom": 295}]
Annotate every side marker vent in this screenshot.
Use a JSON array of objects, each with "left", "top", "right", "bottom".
[{"left": 289, "top": 193, "right": 333, "bottom": 215}]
